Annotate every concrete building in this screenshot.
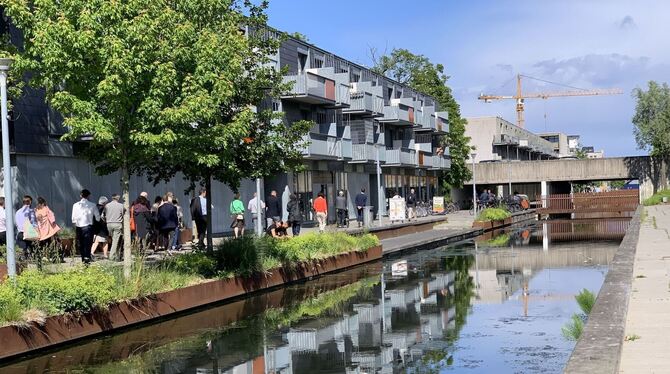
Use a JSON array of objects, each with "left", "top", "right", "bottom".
[
  {"left": 0, "top": 20, "right": 450, "bottom": 233},
  {"left": 539, "top": 132, "right": 570, "bottom": 156},
  {"left": 567, "top": 135, "right": 580, "bottom": 153},
  {"left": 465, "top": 116, "right": 556, "bottom": 163}
]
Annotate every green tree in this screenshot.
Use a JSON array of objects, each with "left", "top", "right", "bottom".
[
  {"left": 1, "top": 0, "right": 308, "bottom": 269},
  {"left": 574, "top": 147, "right": 588, "bottom": 159},
  {"left": 632, "top": 81, "right": 670, "bottom": 157},
  {"left": 371, "top": 48, "right": 472, "bottom": 188}
]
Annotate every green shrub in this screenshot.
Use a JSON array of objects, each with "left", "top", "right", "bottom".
[
  {"left": 0, "top": 284, "right": 25, "bottom": 325},
  {"left": 476, "top": 207, "right": 511, "bottom": 222},
  {"left": 164, "top": 252, "right": 217, "bottom": 278},
  {"left": 484, "top": 233, "right": 510, "bottom": 247},
  {"left": 643, "top": 189, "right": 670, "bottom": 206},
  {"left": 214, "top": 236, "right": 269, "bottom": 276},
  {"left": 17, "top": 267, "right": 116, "bottom": 314}
]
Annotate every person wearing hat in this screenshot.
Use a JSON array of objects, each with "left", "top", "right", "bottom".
[
  {"left": 71, "top": 189, "right": 100, "bottom": 264},
  {"left": 91, "top": 195, "right": 110, "bottom": 259}
]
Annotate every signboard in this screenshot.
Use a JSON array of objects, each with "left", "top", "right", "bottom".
[
  {"left": 432, "top": 196, "right": 445, "bottom": 214},
  {"left": 389, "top": 197, "right": 406, "bottom": 222},
  {"left": 391, "top": 260, "right": 408, "bottom": 277}
]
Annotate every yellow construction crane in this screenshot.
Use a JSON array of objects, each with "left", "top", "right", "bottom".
[{"left": 478, "top": 74, "right": 623, "bottom": 128}]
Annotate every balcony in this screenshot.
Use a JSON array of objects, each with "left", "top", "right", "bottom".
[
  {"left": 282, "top": 72, "right": 336, "bottom": 105},
  {"left": 379, "top": 98, "right": 415, "bottom": 126},
  {"left": 351, "top": 143, "right": 385, "bottom": 163},
  {"left": 429, "top": 154, "right": 451, "bottom": 170},
  {"left": 384, "top": 147, "right": 417, "bottom": 166},
  {"left": 301, "top": 133, "right": 351, "bottom": 160},
  {"left": 415, "top": 105, "right": 435, "bottom": 132},
  {"left": 308, "top": 67, "right": 351, "bottom": 108},
  {"left": 417, "top": 151, "right": 433, "bottom": 168},
  {"left": 493, "top": 133, "right": 520, "bottom": 146},
  {"left": 345, "top": 91, "right": 384, "bottom": 116},
  {"left": 434, "top": 111, "right": 449, "bottom": 134}
]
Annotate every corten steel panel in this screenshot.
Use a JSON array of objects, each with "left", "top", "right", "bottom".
[
  {"left": 0, "top": 264, "right": 380, "bottom": 373},
  {"left": 0, "top": 247, "right": 382, "bottom": 362},
  {"left": 325, "top": 79, "right": 336, "bottom": 101},
  {"left": 408, "top": 107, "right": 414, "bottom": 124}
]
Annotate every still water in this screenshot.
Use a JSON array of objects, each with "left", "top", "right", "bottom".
[{"left": 1, "top": 220, "right": 625, "bottom": 373}]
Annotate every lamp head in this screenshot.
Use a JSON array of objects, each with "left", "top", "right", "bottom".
[{"left": 0, "top": 58, "right": 13, "bottom": 71}]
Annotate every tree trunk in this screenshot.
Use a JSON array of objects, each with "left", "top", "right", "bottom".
[
  {"left": 121, "top": 165, "right": 132, "bottom": 279},
  {"left": 205, "top": 175, "right": 213, "bottom": 252}
]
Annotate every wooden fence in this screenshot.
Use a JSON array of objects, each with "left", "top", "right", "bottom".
[{"left": 536, "top": 190, "right": 639, "bottom": 215}]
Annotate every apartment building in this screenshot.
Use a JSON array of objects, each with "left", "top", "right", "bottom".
[
  {"left": 0, "top": 18, "right": 450, "bottom": 231},
  {"left": 465, "top": 116, "right": 556, "bottom": 163},
  {"left": 264, "top": 33, "right": 451, "bottom": 223}
]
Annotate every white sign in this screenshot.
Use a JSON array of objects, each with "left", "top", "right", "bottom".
[
  {"left": 391, "top": 260, "right": 408, "bottom": 277},
  {"left": 432, "top": 196, "right": 445, "bottom": 213},
  {"left": 389, "top": 197, "right": 406, "bottom": 222}
]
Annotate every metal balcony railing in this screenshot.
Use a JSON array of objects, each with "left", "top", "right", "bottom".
[
  {"left": 282, "top": 72, "right": 336, "bottom": 104},
  {"left": 385, "top": 147, "right": 416, "bottom": 165},
  {"left": 346, "top": 91, "right": 384, "bottom": 116},
  {"left": 301, "top": 133, "right": 350, "bottom": 159},
  {"left": 351, "top": 143, "right": 384, "bottom": 162}
]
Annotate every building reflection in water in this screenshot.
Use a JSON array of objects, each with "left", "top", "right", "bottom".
[{"left": 2, "top": 220, "right": 624, "bottom": 374}]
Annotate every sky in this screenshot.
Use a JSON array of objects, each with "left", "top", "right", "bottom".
[{"left": 265, "top": 0, "right": 670, "bottom": 157}]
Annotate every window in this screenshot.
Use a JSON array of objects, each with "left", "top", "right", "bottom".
[
  {"left": 313, "top": 58, "right": 323, "bottom": 68},
  {"left": 316, "top": 110, "right": 327, "bottom": 125},
  {"left": 272, "top": 101, "right": 280, "bottom": 112},
  {"left": 298, "top": 53, "right": 308, "bottom": 72}
]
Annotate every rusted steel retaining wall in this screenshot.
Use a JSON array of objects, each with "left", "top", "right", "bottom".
[
  {"left": 0, "top": 246, "right": 382, "bottom": 361},
  {"left": 472, "top": 209, "right": 537, "bottom": 231}
]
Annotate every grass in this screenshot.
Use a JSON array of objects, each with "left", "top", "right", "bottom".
[
  {"left": 476, "top": 207, "right": 512, "bottom": 222},
  {"left": 643, "top": 189, "right": 670, "bottom": 206},
  {"left": 0, "top": 232, "right": 378, "bottom": 326},
  {"left": 624, "top": 334, "right": 641, "bottom": 342}
]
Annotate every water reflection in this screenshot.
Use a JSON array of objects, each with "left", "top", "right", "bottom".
[{"left": 1, "top": 221, "right": 622, "bottom": 374}]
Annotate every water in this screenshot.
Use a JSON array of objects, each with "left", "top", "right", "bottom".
[{"left": 0, "top": 220, "right": 624, "bottom": 374}]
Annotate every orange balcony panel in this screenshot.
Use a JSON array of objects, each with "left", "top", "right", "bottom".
[
  {"left": 325, "top": 79, "right": 336, "bottom": 101},
  {"left": 408, "top": 107, "right": 415, "bottom": 124}
]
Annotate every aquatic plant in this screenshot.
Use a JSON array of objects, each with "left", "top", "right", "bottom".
[
  {"left": 484, "top": 233, "right": 510, "bottom": 247},
  {"left": 561, "top": 288, "right": 597, "bottom": 341}
]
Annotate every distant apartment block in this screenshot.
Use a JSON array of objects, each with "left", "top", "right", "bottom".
[{"left": 465, "top": 116, "right": 556, "bottom": 163}]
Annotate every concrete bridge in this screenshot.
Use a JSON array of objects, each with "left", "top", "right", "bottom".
[{"left": 464, "top": 156, "right": 669, "bottom": 201}]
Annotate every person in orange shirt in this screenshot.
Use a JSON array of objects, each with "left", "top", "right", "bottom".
[{"left": 313, "top": 192, "right": 328, "bottom": 233}]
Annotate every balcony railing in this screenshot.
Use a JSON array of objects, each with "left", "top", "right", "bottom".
[
  {"left": 429, "top": 154, "right": 451, "bottom": 170},
  {"left": 351, "top": 143, "right": 385, "bottom": 163},
  {"left": 418, "top": 151, "right": 433, "bottom": 168},
  {"left": 345, "top": 91, "right": 384, "bottom": 116},
  {"left": 379, "top": 98, "right": 415, "bottom": 125},
  {"left": 281, "top": 72, "right": 336, "bottom": 105},
  {"left": 493, "top": 134, "right": 520, "bottom": 146},
  {"left": 385, "top": 147, "right": 416, "bottom": 166},
  {"left": 301, "top": 133, "right": 351, "bottom": 160}
]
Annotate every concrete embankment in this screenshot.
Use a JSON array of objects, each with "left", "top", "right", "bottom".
[{"left": 564, "top": 206, "right": 642, "bottom": 374}]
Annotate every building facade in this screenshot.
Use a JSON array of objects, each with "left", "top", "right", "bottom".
[
  {"left": 464, "top": 116, "right": 556, "bottom": 163},
  {"left": 0, "top": 19, "right": 450, "bottom": 232}
]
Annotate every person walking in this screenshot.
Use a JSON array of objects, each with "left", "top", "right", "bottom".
[
  {"left": 248, "top": 192, "right": 265, "bottom": 232},
  {"left": 35, "top": 197, "right": 60, "bottom": 247},
  {"left": 190, "top": 188, "right": 208, "bottom": 248},
  {"left": 71, "top": 189, "right": 100, "bottom": 264},
  {"left": 354, "top": 188, "right": 368, "bottom": 227},
  {"left": 286, "top": 194, "right": 302, "bottom": 237},
  {"left": 171, "top": 198, "right": 183, "bottom": 250},
  {"left": 229, "top": 193, "right": 245, "bottom": 239},
  {"left": 15, "top": 195, "right": 38, "bottom": 258},
  {"left": 104, "top": 194, "right": 124, "bottom": 261},
  {"left": 266, "top": 190, "right": 282, "bottom": 227},
  {"left": 406, "top": 188, "right": 417, "bottom": 222},
  {"left": 132, "top": 196, "right": 153, "bottom": 250},
  {"left": 0, "top": 197, "right": 6, "bottom": 246},
  {"left": 157, "top": 193, "right": 179, "bottom": 250},
  {"left": 313, "top": 192, "right": 328, "bottom": 233},
  {"left": 91, "top": 196, "right": 110, "bottom": 259},
  {"left": 335, "top": 190, "right": 347, "bottom": 228}
]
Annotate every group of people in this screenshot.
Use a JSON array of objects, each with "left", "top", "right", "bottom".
[
  {"left": 478, "top": 189, "right": 498, "bottom": 208},
  {"left": 0, "top": 195, "right": 63, "bottom": 257},
  {"left": 237, "top": 190, "right": 302, "bottom": 238}
]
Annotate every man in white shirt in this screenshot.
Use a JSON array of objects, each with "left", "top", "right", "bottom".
[
  {"left": 71, "top": 189, "right": 100, "bottom": 264},
  {"left": 247, "top": 192, "right": 266, "bottom": 232},
  {"left": 0, "top": 197, "right": 6, "bottom": 246}
]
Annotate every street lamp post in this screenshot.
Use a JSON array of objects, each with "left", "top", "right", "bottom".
[
  {"left": 376, "top": 141, "right": 383, "bottom": 227},
  {"left": 471, "top": 152, "right": 477, "bottom": 216},
  {"left": 0, "top": 58, "right": 15, "bottom": 278},
  {"left": 256, "top": 177, "right": 262, "bottom": 236}
]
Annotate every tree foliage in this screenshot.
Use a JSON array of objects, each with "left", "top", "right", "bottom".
[
  {"left": 371, "top": 48, "right": 471, "bottom": 187},
  {"left": 632, "top": 81, "right": 670, "bottom": 157},
  {"left": 1, "top": 0, "right": 309, "bottom": 262}
]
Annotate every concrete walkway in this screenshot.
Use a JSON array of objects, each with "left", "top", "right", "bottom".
[{"left": 620, "top": 205, "right": 670, "bottom": 373}]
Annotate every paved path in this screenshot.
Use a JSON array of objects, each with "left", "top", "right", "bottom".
[{"left": 620, "top": 205, "right": 670, "bottom": 373}]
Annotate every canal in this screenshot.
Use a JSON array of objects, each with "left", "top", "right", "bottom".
[{"left": 0, "top": 219, "right": 627, "bottom": 373}]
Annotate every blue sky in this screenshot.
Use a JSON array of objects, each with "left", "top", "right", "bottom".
[{"left": 266, "top": 0, "right": 670, "bottom": 156}]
